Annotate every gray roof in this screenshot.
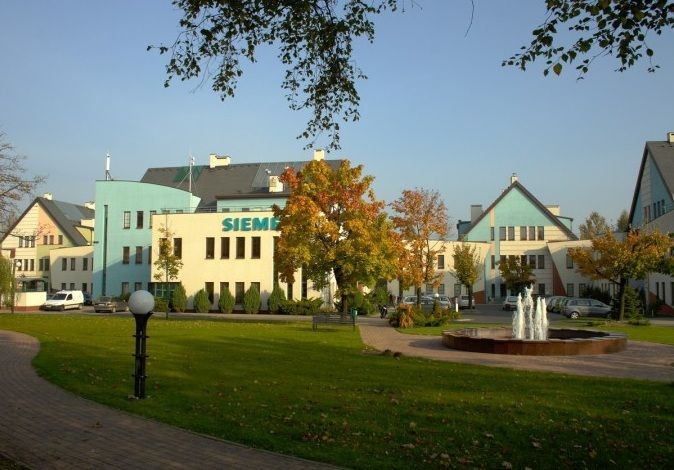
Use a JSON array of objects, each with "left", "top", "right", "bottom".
[
  {"left": 629, "top": 141, "right": 674, "bottom": 223},
  {"left": 140, "top": 159, "right": 344, "bottom": 209}
]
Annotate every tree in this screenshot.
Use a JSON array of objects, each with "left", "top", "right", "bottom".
[
  {"left": 452, "top": 243, "right": 482, "bottom": 309},
  {"left": 0, "top": 131, "right": 45, "bottom": 229},
  {"left": 218, "top": 287, "right": 235, "bottom": 313},
  {"left": 193, "top": 289, "right": 211, "bottom": 313},
  {"left": 390, "top": 189, "right": 449, "bottom": 306},
  {"left": 273, "top": 159, "right": 400, "bottom": 313},
  {"left": 267, "top": 284, "right": 286, "bottom": 314},
  {"left": 171, "top": 283, "right": 187, "bottom": 312},
  {"left": 499, "top": 256, "right": 536, "bottom": 296},
  {"left": 243, "top": 284, "right": 261, "bottom": 314},
  {"left": 579, "top": 211, "right": 611, "bottom": 239},
  {"left": 616, "top": 209, "right": 630, "bottom": 232},
  {"left": 569, "top": 229, "right": 672, "bottom": 320},
  {"left": 0, "top": 255, "right": 13, "bottom": 307},
  {"left": 504, "top": 1, "right": 674, "bottom": 77},
  {"left": 153, "top": 225, "right": 184, "bottom": 318}
]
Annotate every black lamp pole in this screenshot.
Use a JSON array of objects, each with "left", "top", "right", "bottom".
[{"left": 132, "top": 311, "right": 153, "bottom": 399}]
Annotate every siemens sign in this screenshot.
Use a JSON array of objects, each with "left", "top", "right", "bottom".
[{"left": 222, "top": 216, "right": 280, "bottom": 232}]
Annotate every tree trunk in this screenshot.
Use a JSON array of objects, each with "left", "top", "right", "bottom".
[
  {"left": 333, "top": 267, "right": 348, "bottom": 314},
  {"left": 467, "top": 285, "right": 474, "bottom": 309},
  {"left": 617, "top": 278, "right": 627, "bottom": 321},
  {"left": 415, "top": 286, "right": 422, "bottom": 307}
]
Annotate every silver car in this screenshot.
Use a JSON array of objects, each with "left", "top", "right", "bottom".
[{"left": 563, "top": 298, "right": 612, "bottom": 319}]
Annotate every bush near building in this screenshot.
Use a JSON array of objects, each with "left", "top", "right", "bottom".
[
  {"left": 267, "top": 284, "right": 286, "bottom": 314},
  {"left": 243, "top": 284, "right": 261, "bottom": 314},
  {"left": 218, "top": 288, "right": 235, "bottom": 314},
  {"left": 193, "top": 289, "right": 211, "bottom": 313},
  {"left": 172, "top": 284, "right": 187, "bottom": 312}
]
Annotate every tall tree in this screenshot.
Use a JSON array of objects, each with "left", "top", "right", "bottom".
[
  {"left": 452, "top": 243, "right": 482, "bottom": 309},
  {"left": 153, "top": 225, "right": 184, "bottom": 318},
  {"left": 505, "top": 1, "right": 674, "bottom": 77},
  {"left": 569, "top": 229, "right": 672, "bottom": 320},
  {"left": 499, "top": 256, "right": 536, "bottom": 296},
  {"left": 273, "top": 159, "right": 400, "bottom": 313},
  {"left": 0, "top": 131, "right": 45, "bottom": 230},
  {"left": 0, "top": 255, "right": 13, "bottom": 307},
  {"left": 390, "top": 189, "right": 449, "bottom": 306},
  {"left": 616, "top": 209, "right": 630, "bottom": 232},
  {"left": 579, "top": 211, "right": 611, "bottom": 239}
]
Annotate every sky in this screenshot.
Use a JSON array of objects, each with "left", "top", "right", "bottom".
[{"left": 1, "top": 1, "right": 673, "bottom": 235}]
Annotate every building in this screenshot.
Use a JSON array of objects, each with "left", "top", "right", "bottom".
[
  {"left": 0, "top": 193, "right": 95, "bottom": 297},
  {"left": 628, "top": 132, "right": 674, "bottom": 312},
  {"left": 93, "top": 151, "right": 340, "bottom": 310}
]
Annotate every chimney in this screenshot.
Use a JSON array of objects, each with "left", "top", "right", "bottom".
[
  {"left": 43, "top": 192, "right": 53, "bottom": 200},
  {"left": 668, "top": 132, "right": 674, "bottom": 144},
  {"left": 84, "top": 201, "right": 95, "bottom": 210},
  {"left": 313, "top": 149, "right": 325, "bottom": 161},
  {"left": 510, "top": 173, "right": 518, "bottom": 185},
  {"left": 470, "top": 205, "right": 483, "bottom": 223},
  {"left": 209, "top": 154, "right": 231, "bottom": 168},
  {"left": 546, "top": 205, "right": 560, "bottom": 216}
]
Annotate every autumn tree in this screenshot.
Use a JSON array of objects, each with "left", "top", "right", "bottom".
[
  {"left": 153, "top": 225, "right": 184, "bottom": 318},
  {"left": 499, "top": 256, "right": 535, "bottom": 296},
  {"left": 616, "top": 209, "right": 630, "bottom": 232},
  {"left": 579, "top": 211, "right": 611, "bottom": 239},
  {"left": 273, "top": 159, "right": 399, "bottom": 313},
  {"left": 452, "top": 243, "right": 482, "bottom": 309},
  {"left": 569, "top": 229, "right": 672, "bottom": 320},
  {"left": 390, "top": 189, "right": 449, "bottom": 306}
]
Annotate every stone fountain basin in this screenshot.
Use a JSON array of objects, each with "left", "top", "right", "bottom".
[{"left": 442, "top": 327, "right": 627, "bottom": 356}]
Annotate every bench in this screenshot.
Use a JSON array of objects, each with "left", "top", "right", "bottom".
[{"left": 312, "top": 313, "right": 356, "bottom": 330}]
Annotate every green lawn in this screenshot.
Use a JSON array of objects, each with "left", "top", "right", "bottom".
[{"left": 1, "top": 314, "right": 673, "bottom": 469}]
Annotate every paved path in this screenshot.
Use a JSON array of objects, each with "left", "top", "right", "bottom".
[
  {"left": 0, "top": 330, "right": 338, "bottom": 470},
  {"left": 358, "top": 317, "right": 674, "bottom": 382}
]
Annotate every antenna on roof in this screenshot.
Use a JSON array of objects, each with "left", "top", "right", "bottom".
[
  {"left": 105, "top": 152, "right": 113, "bottom": 181},
  {"left": 188, "top": 153, "right": 195, "bottom": 194}
]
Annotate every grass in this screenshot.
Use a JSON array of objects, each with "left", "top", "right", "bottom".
[{"left": 1, "top": 314, "right": 673, "bottom": 469}]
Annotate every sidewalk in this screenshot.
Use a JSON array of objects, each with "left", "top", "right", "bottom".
[
  {"left": 357, "top": 317, "right": 674, "bottom": 382},
  {"left": 0, "top": 330, "right": 338, "bottom": 470}
]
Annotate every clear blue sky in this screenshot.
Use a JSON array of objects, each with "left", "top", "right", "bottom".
[{"left": 2, "top": 1, "right": 673, "bottom": 233}]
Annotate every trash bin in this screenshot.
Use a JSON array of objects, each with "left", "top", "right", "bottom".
[{"left": 350, "top": 307, "right": 358, "bottom": 321}]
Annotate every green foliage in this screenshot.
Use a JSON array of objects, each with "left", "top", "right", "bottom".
[
  {"left": 267, "top": 284, "right": 286, "bottom": 313},
  {"left": 619, "top": 286, "right": 643, "bottom": 320},
  {"left": 153, "top": 225, "right": 183, "bottom": 284},
  {"left": 243, "top": 284, "right": 261, "bottom": 314},
  {"left": 218, "top": 288, "right": 235, "bottom": 314},
  {"left": 389, "top": 304, "right": 456, "bottom": 328},
  {"left": 278, "top": 298, "right": 323, "bottom": 315},
  {"left": 171, "top": 284, "right": 187, "bottom": 312},
  {"left": 580, "top": 285, "right": 612, "bottom": 305},
  {"left": 578, "top": 211, "right": 611, "bottom": 240},
  {"left": 498, "top": 256, "right": 535, "bottom": 295},
  {"left": 153, "top": 297, "right": 168, "bottom": 314},
  {"left": 193, "top": 289, "right": 211, "bottom": 313},
  {"left": 119, "top": 292, "right": 131, "bottom": 302},
  {"left": 0, "top": 255, "right": 13, "bottom": 307}
]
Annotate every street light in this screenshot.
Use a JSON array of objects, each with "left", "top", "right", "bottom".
[
  {"left": 10, "top": 259, "right": 21, "bottom": 314},
  {"left": 128, "top": 290, "right": 155, "bottom": 399}
]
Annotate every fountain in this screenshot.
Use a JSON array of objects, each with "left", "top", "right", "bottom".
[{"left": 442, "top": 286, "right": 626, "bottom": 356}]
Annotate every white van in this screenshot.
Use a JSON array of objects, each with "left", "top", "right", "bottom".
[{"left": 42, "top": 290, "right": 84, "bottom": 311}]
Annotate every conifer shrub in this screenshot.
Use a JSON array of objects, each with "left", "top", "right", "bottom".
[
  {"left": 218, "top": 288, "right": 235, "bottom": 314},
  {"left": 193, "top": 289, "right": 211, "bottom": 313},
  {"left": 243, "top": 284, "right": 261, "bottom": 314},
  {"left": 171, "top": 283, "right": 187, "bottom": 312},
  {"left": 267, "top": 284, "right": 286, "bottom": 313}
]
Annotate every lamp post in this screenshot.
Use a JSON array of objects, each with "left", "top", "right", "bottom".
[
  {"left": 128, "top": 290, "right": 155, "bottom": 399},
  {"left": 10, "top": 259, "right": 21, "bottom": 314}
]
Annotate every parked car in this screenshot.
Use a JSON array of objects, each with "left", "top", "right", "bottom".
[
  {"left": 545, "top": 296, "right": 564, "bottom": 312},
  {"left": 93, "top": 296, "right": 128, "bottom": 313},
  {"left": 400, "top": 295, "right": 433, "bottom": 305},
  {"left": 563, "top": 298, "right": 612, "bottom": 319},
  {"left": 83, "top": 292, "right": 93, "bottom": 306},
  {"left": 41, "top": 290, "right": 84, "bottom": 311},
  {"left": 456, "top": 295, "right": 476, "bottom": 309},
  {"left": 502, "top": 295, "right": 519, "bottom": 311},
  {"left": 549, "top": 296, "right": 569, "bottom": 313}
]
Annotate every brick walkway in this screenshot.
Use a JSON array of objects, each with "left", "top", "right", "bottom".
[
  {"left": 358, "top": 317, "right": 674, "bottom": 382},
  {"left": 0, "top": 330, "right": 338, "bottom": 470}
]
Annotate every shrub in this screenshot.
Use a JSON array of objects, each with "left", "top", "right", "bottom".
[
  {"left": 119, "top": 292, "right": 131, "bottom": 302},
  {"left": 193, "top": 289, "right": 211, "bottom": 313},
  {"left": 153, "top": 297, "right": 168, "bottom": 313},
  {"left": 243, "top": 284, "right": 261, "bottom": 314},
  {"left": 279, "top": 298, "right": 323, "bottom": 315},
  {"left": 218, "top": 288, "right": 235, "bottom": 314},
  {"left": 171, "top": 284, "right": 187, "bottom": 312},
  {"left": 267, "top": 284, "right": 286, "bottom": 314},
  {"left": 580, "top": 285, "right": 612, "bottom": 304}
]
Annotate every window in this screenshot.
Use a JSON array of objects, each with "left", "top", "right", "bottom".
[
  {"left": 579, "top": 283, "right": 586, "bottom": 296},
  {"left": 122, "top": 246, "right": 130, "bottom": 264},
  {"left": 135, "top": 246, "right": 143, "bottom": 264},
  {"left": 252, "top": 282, "right": 261, "bottom": 297},
  {"left": 121, "top": 282, "right": 129, "bottom": 296},
  {"left": 58, "top": 235, "right": 63, "bottom": 245},
  {"left": 29, "top": 259, "right": 34, "bottom": 271},
  {"left": 499, "top": 226, "right": 506, "bottom": 241},
  {"left": 70, "top": 258, "right": 76, "bottom": 270},
  {"left": 69, "top": 283, "right": 75, "bottom": 290},
  {"left": 49, "top": 235, "right": 54, "bottom": 245},
  {"left": 134, "top": 282, "right": 142, "bottom": 291},
  {"left": 454, "top": 283, "right": 462, "bottom": 297},
  {"left": 529, "top": 226, "right": 536, "bottom": 240},
  {"left": 438, "top": 283, "right": 445, "bottom": 295},
  {"left": 147, "top": 246, "right": 152, "bottom": 265},
  {"left": 490, "top": 227, "right": 495, "bottom": 241},
  {"left": 252, "top": 236, "right": 261, "bottom": 259},
  {"left": 123, "top": 211, "right": 131, "bottom": 229},
  {"left": 520, "top": 226, "right": 527, "bottom": 240},
  {"left": 235, "top": 282, "right": 245, "bottom": 304},
  {"left": 437, "top": 254, "right": 445, "bottom": 270},
  {"left": 43, "top": 235, "right": 48, "bottom": 245},
  {"left": 301, "top": 269, "right": 308, "bottom": 299},
  {"left": 567, "top": 283, "right": 574, "bottom": 297},
  {"left": 520, "top": 255, "right": 527, "bottom": 267},
  {"left": 173, "top": 238, "right": 182, "bottom": 258},
  {"left": 508, "top": 226, "right": 515, "bottom": 241},
  {"left": 136, "top": 211, "right": 144, "bottom": 229},
  {"left": 537, "top": 255, "right": 545, "bottom": 269},
  {"left": 538, "top": 283, "right": 545, "bottom": 296},
  {"left": 566, "top": 253, "right": 574, "bottom": 269},
  {"left": 537, "top": 226, "right": 544, "bottom": 240},
  {"left": 62, "top": 258, "right": 67, "bottom": 271},
  {"left": 490, "top": 255, "right": 495, "bottom": 269},
  {"left": 286, "top": 282, "right": 293, "bottom": 300},
  {"left": 221, "top": 237, "right": 230, "bottom": 259},
  {"left": 236, "top": 237, "right": 245, "bottom": 259},
  {"left": 82, "top": 283, "right": 88, "bottom": 292},
  {"left": 61, "top": 283, "right": 66, "bottom": 290},
  {"left": 529, "top": 255, "right": 536, "bottom": 268},
  {"left": 500, "top": 255, "right": 506, "bottom": 266},
  {"left": 220, "top": 282, "right": 230, "bottom": 299},
  {"left": 205, "top": 237, "right": 214, "bottom": 259},
  {"left": 40, "top": 257, "right": 50, "bottom": 271},
  {"left": 205, "top": 282, "right": 214, "bottom": 304},
  {"left": 491, "top": 283, "right": 496, "bottom": 299},
  {"left": 426, "top": 283, "right": 434, "bottom": 294},
  {"left": 82, "top": 257, "right": 88, "bottom": 271},
  {"left": 149, "top": 210, "right": 156, "bottom": 228},
  {"left": 18, "top": 236, "right": 23, "bottom": 248},
  {"left": 500, "top": 283, "right": 507, "bottom": 298}
]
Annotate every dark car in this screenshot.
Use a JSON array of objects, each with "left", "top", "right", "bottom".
[
  {"left": 563, "top": 298, "right": 612, "bottom": 319},
  {"left": 83, "top": 292, "right": 93, "bottom": 306},
  {"left": 93, "top": 296, "right": 128, "bottom": 313}
]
